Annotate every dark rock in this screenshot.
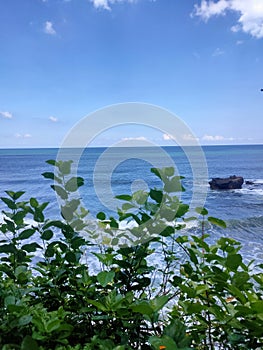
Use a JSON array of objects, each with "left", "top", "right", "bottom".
[
  {"left": 209, "top": 176, "right": 244, "bottom": 190},
  {"left": 245, "top": 180, "right": 254, "bottom": 185}
]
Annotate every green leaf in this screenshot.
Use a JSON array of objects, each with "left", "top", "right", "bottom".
[
  {"left": 33, "top": 208, "right": 45, "bottom": 223},
  {"left": 93, "top": 252, "right": 115, "bottom": 266},
  {"left": 71, "top": 236, "right": 86, "bottom": 249},
  {"left": 149, "top": 189, "right": 163, "bottom": 203},
  {"left": 160, "top": 206, "right": 176, "bottom": 221},
  {"left": 97, "top": 212, "right": 106, "bottom": 220},
  {"left": 21, "top": 335, "right": 39, "bottom": 350},
  {"left": 164, "top": 177, "right": 184, "bottom": 193},
  {"left": 188, "top": 248, "right": 199, "bottom": 264},
  {"left": 61, "top": 199, "right": 81, "bottom": 221},
  {"left": 151, "top": 167, "right": 163, "bottom": 180},
  {"left": 150, "top": 295, "right": 169, "bottom": 312},
  {"left": 87, "top": 299, "right": 107, "bottom": 311},
  {"left": 65, "top": 177, "right": 84, "bottom": 192},
  {"left": 43, "top": 220, "right": 66, "bottom": 230},
  {"left": 110, "top": 217, "right": 119, "bottom": 229},
  {"left": 46, "top": 319, "right": 61, "bottom": 333},
  {"left": 251, "top": 301, "right": 263, "bottom": 313},
  {"left": 195, "top": 207, "right": 208, "bottom": 216},
  {"left": 115, "top": 194, "right": 132, "bottom": 201},
  {"left": 4, "top": 295, "right": 16, "bottom": 306},
  {"left": 19, "top": 315, "right": 32, "bottom": 326},
  {"left": 5, "top": 190, "right": 15, "bottom": 199},
  {"left": 42, "top": 172, "right": 62, "bottom": 184},
  {"left": 51, "top": 185, "right": 68, "bottom": 200},
  {"left": 46, "top": 159, "right": 59, "bottom": 167},
  {"left": 1, "top": 197, "right": 17, "bottom": 210},
  {"left": 175, "top": 203, "right": 189, "bottom": 218},
  {"left": 227, "top": 285, "right": 247, "bottom": 304},
  {"left": 18, "top": 228, "right": 36, "bottom": 240},
  {"left": 160, "top": 226, "right": 174, "bottom": 237},
  {"left": 58, "top": 160, "right": 73, "bottom": 175},
  {"left": 226, "top": 254, "right": 242, "bottom": 270},
  {"left": 42, "top": 171, "right": 55, "bottom": 180},
  {"left": 13, "top": 191, "right": 26, "bottom": 200},
  {"left": 149, "top": 335, "right": 178, "bottom": 350},
  {"left": 22, "top": 243, "right": 42, "bottom": 252},
  {"left": 208, "top": 216, "right": 227, "bottom": 228},
  {"left": 131, "top": 300, "right": 153, "bottom": 316},
  {"left": 122, "top": 202, "right": 135, "bottom": 211},
  {"left": 13, "top": 211, "right": 26, "bottom": 224},
  {"left": 0, "top": 243, "right": 16, "bottom": 253},
  {"left": 164, "top": 167, "right": 175, "bottom": 176},
  {"left": 133, "top": 190, "right": 148, "bottom": 205},
  {"left": 30, "top": 197, "right": 39, "bottom": 208},
  {"left": 97, "top": 270, "right": 115, "bottom": 287},
  {"left": 65, "top": 251, "right": 76, "bottom": 263},
  {"left": 232, "top": 271, "right": 250, "bottom": 289},
  {"left": 41, "top": 230, "right": 53, "bottom": 240}
]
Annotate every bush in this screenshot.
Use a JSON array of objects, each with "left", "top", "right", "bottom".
[{"left": 0, "top": 161, "right": 262, "bottom": 349}]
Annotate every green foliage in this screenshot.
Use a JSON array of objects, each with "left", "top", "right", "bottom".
[{"left": 0, "top": 160, "right": 262, "bottom": 349}]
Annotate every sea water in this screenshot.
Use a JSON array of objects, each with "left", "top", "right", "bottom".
[{"left": 0, "top": 145, "right": 263, "bottom": 264}]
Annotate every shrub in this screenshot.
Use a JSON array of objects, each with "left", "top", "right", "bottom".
[{"left": 0, "top": 161, "right": 262, "bottom": 349}]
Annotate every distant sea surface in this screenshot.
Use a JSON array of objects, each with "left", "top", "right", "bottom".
[{"left": 0, "top": 145, "right": 263, "bottom": 263}]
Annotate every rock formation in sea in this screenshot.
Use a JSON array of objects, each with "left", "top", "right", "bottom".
[{"left": 209, "top": 176, "right": 244, "bottom": 190}]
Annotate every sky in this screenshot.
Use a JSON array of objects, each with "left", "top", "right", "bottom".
[{"left": 0, "top": 0, "right": 263, "bottom": 148}]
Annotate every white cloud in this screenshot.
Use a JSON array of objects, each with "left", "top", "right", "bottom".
[
  {"left": 15, "top": 133, "right": 32, "bottom": 139},
  {"left": 163, "top": 133, "right": 175, "bottom": 141},
  {"left": 212, "top": 47, "right": 225, "bottom": 56},
  {"left": 183, "top": 134, "right": 199, "bottom": 141},
  {"left": 49, "top": 116, "right": 58, "bottom": 122},
  {"left": 90, "top": 0, "right": 138, "bottom": 11},
  {"left": 0, "top": 111, "right": 13, "bottom": 119},
  {"left": 192, "top": 0, "right": 229, "bottom": 20},
  {"left": 202, "top": 134, "right": 225, "bottom": 141},
  {"left": 44, "top": 21, "right": 56, "bottom": 35},
  {"left": 121, "top": 136, "right": 147, "bottom": 141},
  {"left": 193, "top": 0, "right": 263, "bottom": 39}
]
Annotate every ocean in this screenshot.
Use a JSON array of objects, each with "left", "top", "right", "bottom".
[{"left": 0, "top": 145, "right": 263, "bottom": 264}]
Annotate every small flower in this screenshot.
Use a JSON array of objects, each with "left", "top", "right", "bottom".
[{"left": 159, "top": 346, "right": 166, "bottom": 350}]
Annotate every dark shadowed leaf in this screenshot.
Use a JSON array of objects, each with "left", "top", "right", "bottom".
[
  {"left": 149, "top": 189, "right": 163, "bottom": 203},
  {"left": 18, "top": 228, "right": 36, "bottom": 240},
  {"left": 41, "top": 230, "right": 53, "bottom": 240},
  {"left": 65, "top": 251, "right": 76, "bottom": 263},
  {"left": 151, "top": 167, "right": 162, "bottom": 180},
  {"left": 21, "top": 335, "right": 38, "bottom": 350},
  {"left": 42, "top": 171, "right": 62, "bottom": 184},
  {"left": 22, "top": 243, "right": 42, "bottom": 252},
  {"left": 46, "top": 159, "right": 59, "bottom": 166},
  {"left": 97, "top": 212, "right": 106, "bottom": 220},
  {"left": 1, "top": 197, "right": 17, "bottom": 210}
]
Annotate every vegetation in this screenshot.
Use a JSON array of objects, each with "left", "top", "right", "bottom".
[{"left": 0, "top": 160, "right": 263, "bottom": 350}]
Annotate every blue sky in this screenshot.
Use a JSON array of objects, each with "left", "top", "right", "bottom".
[{"left": 0, "top": 0, "right": 263, "bottom": 148}]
